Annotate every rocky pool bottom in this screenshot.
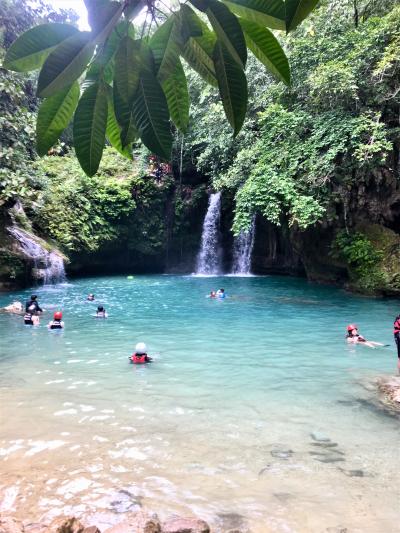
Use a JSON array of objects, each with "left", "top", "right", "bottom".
[{"left": 0, "top": 275, "right": 399, "bottom": 533}]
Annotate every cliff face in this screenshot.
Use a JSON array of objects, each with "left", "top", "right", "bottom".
[{"left": 2, "top": 166, "right": 400, "bottom": 297}]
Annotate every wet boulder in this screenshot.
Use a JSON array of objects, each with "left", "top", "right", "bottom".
[{"left": 161, "top": 517, "right": 210, "bottom": 533}]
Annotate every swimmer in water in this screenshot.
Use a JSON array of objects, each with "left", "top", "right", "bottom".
[
  {"left": 346, "top": 324, "right": 383, "bottom": 349},
  {"left": 208, "top": 291, "right": 217, "bottom": 298},
  {"left": 25, "top": 294, "right": 42, "bottom": 314},
  {"left": 24, "top": 309, "right": 39, "bottom": 325},
  {"left": 216, "top": 288, "right": 226, "bottom": 299},
  {"left": 129, "top": 342, "right": 152, "bottom": 364},
  {"left": 48, "top": 311, "right": 64, "bottom": 330},
  {"left": 87, "top": 294, "right": 95, "bottom": 301},
  {"left": 96, "top": 305, "right": 108, "bottom": 318}
]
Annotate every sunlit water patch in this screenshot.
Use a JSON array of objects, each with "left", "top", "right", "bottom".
[{"left": 0, "top": 275, "right": 399, "bottom": 532}]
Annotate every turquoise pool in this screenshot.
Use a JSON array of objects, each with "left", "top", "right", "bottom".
[{"left": 0, "top": 275, "right": 399, "bottom": 532}]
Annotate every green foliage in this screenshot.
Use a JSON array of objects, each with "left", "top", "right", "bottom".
[
  {"left": 333, "top": 230, "right": 387, "bottom": 292},
  {"left": 32, "top": 148, "right": 136, "bottom": 252},
  {"left": 3, "top": 0, "right": 319, "bottom": 175},
  {"left": 180, "top": 0, "right": 398, "bottom": 234}
]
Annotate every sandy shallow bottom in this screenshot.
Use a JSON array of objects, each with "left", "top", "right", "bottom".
[{"left": 0, "top": 276, "right": 399, "bottom": 532}]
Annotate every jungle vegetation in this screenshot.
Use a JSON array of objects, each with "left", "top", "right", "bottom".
[{"left": 0, "top": 0, "right": 399, "bottom": 289}]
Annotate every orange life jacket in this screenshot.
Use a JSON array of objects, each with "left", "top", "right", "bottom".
[{"left": 131, "top": 353, "right": 147, "bottom": 364}]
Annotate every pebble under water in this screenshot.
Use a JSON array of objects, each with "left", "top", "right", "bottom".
[{"left": 0, "top": 275, "right": 399, "bottom": 532}]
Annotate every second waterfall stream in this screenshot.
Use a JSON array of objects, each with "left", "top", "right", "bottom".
[
  {"left": 195, "top": 192, "right": 223, "bottom": 275},
  {"left": 231, "top": 217, "right": 256, "bottom": 275}
]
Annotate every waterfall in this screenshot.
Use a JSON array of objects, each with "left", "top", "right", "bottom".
[
  {"left": 231, "top": 217, "right": 256, "bottom": 275},
  {"left": 8, "top": 226, "right": 66, "bottom": 284},
  {"left": 195, "top": 192, "right": 223, "bottom": 275}
]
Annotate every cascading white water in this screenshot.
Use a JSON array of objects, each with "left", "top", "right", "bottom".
[
  {"left": 43, "top": 252, "right": 66, "bottom": 284},
  {"left": 231, "top": 217, "right": 256, "bottom": 275},
  {"left": 8, "top": 227, "right": 66, "bottom": 284},
  {"left": 195, "top": 192, "right": 223, "bottom": 275}
]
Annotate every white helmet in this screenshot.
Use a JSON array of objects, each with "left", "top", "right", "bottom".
[{"left": 135, "top": 342, "right": 147, "bottom": 354}]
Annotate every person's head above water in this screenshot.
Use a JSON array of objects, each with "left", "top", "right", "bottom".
[
  {"left": 347, "top": 324, "right": 358, "bottom": 335},
  {"left": 135, "top": 342, "right": 147, "bottom": 354},
  {"left": 97, "top": 306, "right": 104, "bottom": 312},
  {"left": 54, "top": 311, "right": 62, "bottom": 320},
  {"left": 31, "top": 294, "right": 38, "bottom": 301},
  {"left": 219, "top": 288, "right": 225, "bottom": 293},
  {"left": 87, "top": 294, "right": 95, "bottom": 300}
]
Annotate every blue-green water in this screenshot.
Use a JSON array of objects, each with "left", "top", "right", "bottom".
[{"left": 0, "top": 275, "right": 399, "bottom": 532}]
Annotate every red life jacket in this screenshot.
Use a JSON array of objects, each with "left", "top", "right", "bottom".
[
  {"left": 131, "top": 353, "right": 147, "bottom": 364},
  {"left": 394, "top": 317, "right": 400, "bottom": 334}
]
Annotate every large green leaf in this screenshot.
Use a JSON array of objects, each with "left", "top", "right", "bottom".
[
  {"left": 182, "top": 37, "right": 217, "bottom": 87},
  {"left": 114, "top": 36, "right": 141, "bottom": 104},
  {"left": 150, "top": 15, "right": 182, "bottom": 83},
  {"left": 3, "top": 23, "right": 79, "bottom": 72},
  {"left": 36, "top": 82, "right": 80, "bottom": 156},
  {"left": 112, "top": 79, "right": 137, "bottom": 147},
  {"left": 37, "top": 3, "right": 123, "bottom": 98},
  {"left": 182, "top": 20, "right": 218, "bottom": 87},
  {"left": 73, "top": 82, "right": 108, "bottom": 176},
  {"left": 239, "top": 19, "right": 290, "bottom": 84},
  {"left": 285, "top": 0, "right": 320, "bottom": 32},
  {"left": 162, "top": 59, "right": 189, "bottom": 133},
  {"left": 222, "top": 0, "right": 285, "bottom": 30},
  {"left": 213, "top": 41, "right": 248, "bottom": 136},
  {"left": 37, "top": 32, "right": 95, "bottom": 98},
  {"left": 84, "top": 0, "right": 112, "bottom": 32},
  {"left": 206, "top": 0, "right": 247, "bottom": 68},
  {"left": 132, "top": 70, "right": 172, "bottom": 159},
  {"left": 106, "top": 86, "right": 133, "bottom": 159},
  {"left": 178, "top": 4, "right": 203, "bottom": 42}
]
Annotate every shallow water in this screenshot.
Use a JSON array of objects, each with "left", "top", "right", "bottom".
[{"left": 0, "top": 275, "right": 399, "bottom": 532}]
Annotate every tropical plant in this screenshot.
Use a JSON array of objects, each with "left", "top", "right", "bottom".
[{"left": 3, "top": 0, "right": 320, "bottom": 176}]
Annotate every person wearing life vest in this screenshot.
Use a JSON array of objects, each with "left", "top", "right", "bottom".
[
  {"left": 48, "top": 311, "right": 64, "bottom": 330},
  {"left": 130, "top": 342, "right": 152, "bottom": 364},
  {"left": 346, "top": 324, "right": 383, "bottom": 348},
  {"left": 96, "top": 305, "right": 108, "bottom": 318},
  {"left": 87, "top": 294, "right": 95, "bottom": 301},
  {"left": 393, "top": 315, "right": 400, "bottom": 372},
  {"left": 24, "top": 311, "right": 39, "bottom": 326},
  {"left": 216, "top": 288, "right": 226, "bottom": 299}
]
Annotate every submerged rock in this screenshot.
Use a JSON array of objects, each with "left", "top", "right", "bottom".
[
  {"left": 310, "top": 431, "right": 331, "bottom": 442},
  {"left": 161, "top": 517, "right": 210, "bottom": 533},
  {"left": 103, "top": 511, "right": 161, "bottom": 533},
  {"left": 0, "top": 301, "right": 23, "bottom": 314},
  {"left": 0, "top": 515, "right": 24, "bottom": 533},
  {"left": 376, "top": 376, "right": 400, "bottom": 412},
  {"left": 49, "top": 517, "right": 86, "bottom": 533}
]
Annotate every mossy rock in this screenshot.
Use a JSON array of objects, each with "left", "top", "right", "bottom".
[{"left": 355, "top": 223, "right": 400, "bottom": 295}]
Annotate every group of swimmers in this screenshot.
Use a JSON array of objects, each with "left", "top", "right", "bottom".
[
  {"left": 22, "top": 293, "right": 151, "bottom": 363},
  {"left": 20, "top": 292, "right": 400, "bottom": 371},
  {"left": 23, "top": 294, "right": 107, "bottom": 330}
]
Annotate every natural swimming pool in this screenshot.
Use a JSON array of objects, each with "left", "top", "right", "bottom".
[{"left": 0, "top": 275, "right": 399, "bottom": 532}]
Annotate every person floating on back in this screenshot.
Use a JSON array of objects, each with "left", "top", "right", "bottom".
[
  {"left": 96, "top": 305, "right": 108, "bottom": 318},
  {"left": 25, "top": 294, "right": 42, "bottom": 314},
  {"left": 393, "top": 315, "right": 400, "bottom": 373},
  {"left": 129, "top": 342, "right": 152, "bottom": 364},
  {"left": 346, "top": 324, "right": 383, "bottom": 349},
  {"left": 87, "top": 294, "right": 95, "bottom": 301},
  {"left": 48, "top": 311, "right": 64, "bottom": 330}
]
